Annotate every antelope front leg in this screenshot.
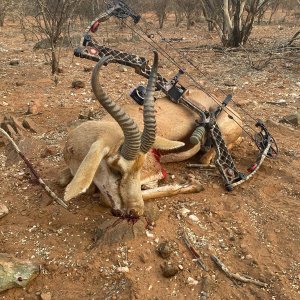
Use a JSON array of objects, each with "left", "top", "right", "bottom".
[{"left": 141, "top": 178, "right": 204, "bottom": 201}]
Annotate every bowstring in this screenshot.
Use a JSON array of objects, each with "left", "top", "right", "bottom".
[{"left": 123, "top": 21, "right": 259, "bottom": 136}]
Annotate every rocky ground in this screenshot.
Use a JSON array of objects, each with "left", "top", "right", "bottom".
[{"left": 0, "top": 13, "right": 299, "bottom": 300}]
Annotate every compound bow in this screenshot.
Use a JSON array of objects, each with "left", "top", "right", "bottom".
[{"left": 74, "top": 0, "right": 278, "bottom": 191}]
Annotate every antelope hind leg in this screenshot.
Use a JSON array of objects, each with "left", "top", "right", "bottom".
[{"left": 141, "top": 178, "right": 204, "bottom": 201}]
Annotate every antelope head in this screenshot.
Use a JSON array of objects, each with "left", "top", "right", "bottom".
[{"left": 63, "top": 51, "right": 159, "bottom": 218}]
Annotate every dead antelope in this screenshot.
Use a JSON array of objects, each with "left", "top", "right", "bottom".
[{"left": 60, "top": 51, "right": 242, "bottom": 217}]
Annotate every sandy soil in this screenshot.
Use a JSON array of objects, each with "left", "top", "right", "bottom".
[{"left": 0, "top": 14, "right": 299, "bottom": 300}]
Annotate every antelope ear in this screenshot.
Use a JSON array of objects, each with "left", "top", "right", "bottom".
[
  {"left": 153, "top": 136, "right": 185, "bottom": 150},
  {"left": 64, "top": 140, "right": 109, "bottom": 202}
]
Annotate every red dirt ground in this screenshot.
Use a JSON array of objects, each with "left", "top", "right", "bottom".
[{"left": 0, "top": 14, "right": 299, "bottom": 300}]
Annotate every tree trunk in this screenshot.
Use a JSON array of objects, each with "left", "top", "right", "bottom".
[
  {"left": 175, "top": 11, "right": 183, "bottom": 27},
  {"left": 187, "top": 15, "right": 192, "bottom": 30},
  {"left": 51, "top": 49, "right": 59, "bottom": 75},
  {"left": 268, "top": 1, "right": 280, "bottom": 25},
  {"left": 231, "top": 0, "right": 241, "bottom": 47},
  {"left": 208, "top": 21, "right": 213, "bottom": 32},
  {"left": 222, "top": 0, "right": 233, "bottom": 45},
  {"left": 159, "top": 14, "right": 166, "bottom": 29}
]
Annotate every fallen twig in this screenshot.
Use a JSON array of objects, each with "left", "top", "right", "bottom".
[
  {"left": 182, "top": 232, "right": 209, "bottom": 271},
  {"left": 0, "top": 127, "right": 68, "bottom": 209},
  {"left": 200, "top": 275, "right": 210, "bottom": 300},
  {"left": 24, "top": 112, "right": 43, "bottom": 117},
  {"left": 285, "top": 30, "right": 300, "bottom": 47},
  {"left": 186, "top": 164, "right": 216, "bottom": 169},
  {"left": 211, "top": 255, "right": 267, "bottom": 288}
]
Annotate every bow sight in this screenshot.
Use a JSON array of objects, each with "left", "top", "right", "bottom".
[{"left": 73, "top": 0, "right": 278, "bottom": 191}]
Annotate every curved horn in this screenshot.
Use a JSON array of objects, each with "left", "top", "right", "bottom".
[
  {"left": 91, "top": 56, "right": 141, "bottom": 161},
  {"left": 140, "top": 51, "right": 158, "bottom": 154}
]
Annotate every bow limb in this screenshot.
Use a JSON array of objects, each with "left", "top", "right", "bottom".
[
  {"left": 83, "top": 1, "right": 140, "bottom": 35},
  {"left": 231, "top": 140, "right": 271, "bottom": 188},
  {"left": 85, "top": 6, "right": 118, "bottom": 35}
]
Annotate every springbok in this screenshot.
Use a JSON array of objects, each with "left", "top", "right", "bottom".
[{"left": 60, "top": 52, "right": 242, "bottom": 217}]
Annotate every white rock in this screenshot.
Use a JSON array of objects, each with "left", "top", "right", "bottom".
[
  {"left": 0, "top": 204, "right": 9, "bottom": 219},
  {"left": 116, "top": 266, "right": 129, "bottom": 273},
  {"left": 187, "top": 276, "right": 199, "bottom": 285},
  {"left": 276, "top": 99, "right": 287, "bottom": 104},
  {"left": 188, "top": 214, "right": 199, "bottom": 222},
  {"left": 146, "top": 230, "right": 154, "bottom": 238},
  {"left": 40, "top": 292, "right": 52, "bottom": 300},
  {"left": 179, "top": 207, "right": 190, "bottom": 217}
]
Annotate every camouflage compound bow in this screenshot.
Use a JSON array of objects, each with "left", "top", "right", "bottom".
[{"left": 74, "top": 0, "right": 278, "bottom": 191}]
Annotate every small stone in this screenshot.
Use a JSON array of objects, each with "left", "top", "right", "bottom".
[
  {"left": 94, "top": 217, "right": 146, "bottom": 245},
  {"left": 9, "top": 59, "right": 19, "bottom": 66},
  {"left": 139, "top": 250, "right": 151, "bottom": 263},
  {"left": 83, "top": 66, "right": 93, "bottom": 72},
  {"left": 26, "top": 100, "right": 42, "bottom": 115},
  {"left": 0, "top": 254, "right": 40, "bottom": 292},
  {"left": 246, "top": 254, "right": 253, "bottom": 260},
  {"left": 179, "top": 207, "right": 190, "bottom": 217},
  {"left": 16, "top": 81, "right": 25, "bottom": 87},
  {"left": 72, "top": 80, "right": 85, "bottom": 89},
  {"left": 279, "top": 112, "right": 299, "bottom": 127},
  {"left": 157, "top": 241, "right": 173, "bottom": 259},
  {"left": 188, "top": 214, "right": 199, "bottom": 223},
  {"left": 224, "top": 81, "right": 236, "bottom": 87},
  {"left": 40, "top": 292, "right": 51, "bottom": 300},
  {"left": 229, "top": 235, "right": 236, "bottom": 241},
  {"left": 212, "top": 184, "right": 219, "bottom": 189},
  {"left": 161, "top": 262, "right": 178, "bottom": 278},
  {"left": 267, "top": 99, "right": 287, "bottom": 106},
  {"left": 116, "top": 266, "right": 129, "bottom": 273},
  {"left": 118, "top": 65, "right": 128, "bottom": 72},
  {"left": 219, "top": 242, "right": 227, "bottom": 249},
  {"left": 240, "top": 243, "right": 247, "bottom": 250},
  {"left": 146, "top": 266, "right": 152, "bottom": 272},
  {"left": 144, "top": 202, "right": 160, "bottom": 224},
  {"left": 22, "top": 118, "right": 39, "bottom": 133},
  {"left": 0, "top": 204, "right": 9, "bottom": 219},
  {"left": 146, "top": 230, "right": 154, "bottom": 238},
  {"left": 40, "top": 146, "right": 57, "bottom": 158},
  {"left": 187, "top": 277, "right": 199, "bottom": 285},
  {"left": 296, "top": 82, "right": 300, "bottom": 87}
]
